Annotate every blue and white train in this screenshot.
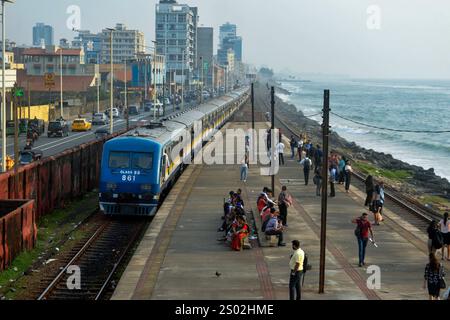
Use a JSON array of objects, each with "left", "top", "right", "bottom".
[{"left": 99, "top": 87, "right": 249, "bottom": 216}]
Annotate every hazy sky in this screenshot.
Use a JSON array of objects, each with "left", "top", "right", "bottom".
[{"left": 5, "top": 0, "right": 450, "bottom": 78}]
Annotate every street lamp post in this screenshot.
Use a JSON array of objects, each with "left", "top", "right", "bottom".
[
  {"left": 107, "top": 28, "right": 115, "bottom": 134},
  {"left": 59, "top": 47, "right": 63, "bottom": 118},
  {"left": 152, "top": 40, "right": 157, "bottom": 121},
  {"left": 124, "top": 59, "right": 127, "bottom": 114},
  {"left": 1, "top": 0, "right": 13, "bottom": 173}
]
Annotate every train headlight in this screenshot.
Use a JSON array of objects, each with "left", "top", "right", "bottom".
[
  {"left": 141, "top": 184, "right": 152, "bottom": 191},
  {"left": 106, "top": 183, "right": 117, "bottom": 190}
]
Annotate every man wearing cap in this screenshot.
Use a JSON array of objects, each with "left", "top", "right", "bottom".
[{"left": 289, "top": 240, "right": 305, "bottom": 300}]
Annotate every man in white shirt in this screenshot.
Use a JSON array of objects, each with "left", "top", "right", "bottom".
[
  {"left": 289, "top": 240, "right": 305, "bottom": 300},
  {"left": 276, "top": 141, "right": 285, "bottom": 166}
]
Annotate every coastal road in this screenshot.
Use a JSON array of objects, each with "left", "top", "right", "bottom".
[{"left": 0, "top": 101, "right": 199, "bottom": 161}]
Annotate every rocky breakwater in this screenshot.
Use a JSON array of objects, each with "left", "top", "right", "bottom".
[{"left": 259, "top": 83, "right": 450, "bottom": 210}]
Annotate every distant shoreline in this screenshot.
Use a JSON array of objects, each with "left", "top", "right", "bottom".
[{"left": 267, "top": 82, "right": 450, "bottom": 202}]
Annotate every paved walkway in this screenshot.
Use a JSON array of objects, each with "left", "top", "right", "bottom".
[{"left": 112, "top": 121, "right": 443, "bottom": 300}]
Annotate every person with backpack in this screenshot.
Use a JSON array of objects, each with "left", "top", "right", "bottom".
[
  {"left": 428, "top": 220, "right": 445, "bottom": 254},
  {"left": 352, "top": 213, "right": 374, "bottom": 267},
  {"left": 423, "top": 253, "right": 446, "bottom": 300},
  {"left": 313, "top": 168, "right": 322, "bottom": 196},
  {"left": 289, "top": 240, "right": 305, "bottom": 300},
  {"left": 278, "top": 186, "right": 293, "bottom": 227},
  {"left": 300, "top": 156, "right": 312, "bottom": 186},
  {"left": 438, "top": 212, "right": 450, "bottom": 261}
]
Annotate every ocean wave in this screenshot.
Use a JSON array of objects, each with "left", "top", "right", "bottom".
[{"left": 276, "top": 93, "right": 291, "bottom": 103}]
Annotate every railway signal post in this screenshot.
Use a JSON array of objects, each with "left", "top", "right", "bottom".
[{"left": 319, "top": 89, "right": 330, "bottom": 294}]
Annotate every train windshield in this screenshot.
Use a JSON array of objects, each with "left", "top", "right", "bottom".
[
  {"left": 108, "top": 152, "right": 153, "bottom": 170},
  {"left": 109, "top": 152, "right": 130, "bottom": 169},
  {"left": 132, "top": 152, "right": 153, "bottom": 170}
]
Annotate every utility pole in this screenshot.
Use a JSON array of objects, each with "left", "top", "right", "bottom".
[
  {"left": 59, "top": 47, "right": 63, "bottom": 118},
  {"left": 124, "top": 59, "right": 127, "bottom": 114},
  {"left": 152, "top": 41, "right": 157, "bottom": 121},
  {"left": 107, "top": 28, "right": 114, "bottom": 134},
  {"left": 13, "top": 85, "right": 18, "bottom": 196},
  {"left": 271, "top": 86, "right": 275, "bottom": 194},
  {"left": 319, "top": 89, "right": 330, "bottom": 294},
  {"left": 181, "top": 49, "right": 184, "bottom": 111},
  {"left": 251, "top": 82, "right": 255, "bottom": 130},
  {"left": 27, "top": 80, "right": 30, "bottom": 120}
]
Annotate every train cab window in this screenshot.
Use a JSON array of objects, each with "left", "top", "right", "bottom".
[
  {"left": 132, "top": 152, "right": 153, "bottom": 170},
  {"left": 109, "top": 152, "right": 130, "bottom": 169}
]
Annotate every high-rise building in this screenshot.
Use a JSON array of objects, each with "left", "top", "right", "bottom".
[
  {"left": 155, "top": 0, "right": 198, "bottom": 88},
  {"left": 100, "top": 24, "right": 145, "bottom": 64},
  {"left": 33, "top": 23, "right": 54, "bottom": 47},
  {"left": 217, "top": 22, "right": 243, "bottom": 66},
  {"left": 197, "top": 27, "right": 213, "bottom": 88},
  {"left": 72, "top": 30, "right": 103, "bottom": 64}
]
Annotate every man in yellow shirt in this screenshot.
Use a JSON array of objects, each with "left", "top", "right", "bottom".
[{"left": 289, "top": 240, "right": 305, "bottom": 300}]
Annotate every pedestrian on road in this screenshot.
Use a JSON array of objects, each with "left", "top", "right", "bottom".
[
  {"left": 276, "top": 141, "right": 285, "bottom": 166},
  {"left": 300, "top": 156, "right": 312, "bottom": 186},
  {"left": 438, "top": 212, "right": 450, "bottom": 261},
  {"left": 344, "top": 160, "right": 353, "bottom": 193},
  {"left": 265, "top": 211, "right": 286, "bottom": 247},
  {"left": 289, "top": 240, "right": 305, "bottom": 300},
  {"left": 329, "top": 166, "right": 337, "bottom": 197},
  {"left": 240, "top": 155, "right": 249, "bottom": 183},
  {"left": 352, "top": 213, "right": 374, "bottom": 267},
  {"left": 278, "top": 186, "right": 293, "bottom": 227},
  {"left": 364, "top": 175, "right": 375, "bottom": 207},
  {"left": 313, "top": 168, "right": 322, "bottom": 196},
  {"left": 423, "top": 253, "right": 446, "bottom": 300},
  {"left": 289, "top": 135, "right": 297, "bottom": 159}
]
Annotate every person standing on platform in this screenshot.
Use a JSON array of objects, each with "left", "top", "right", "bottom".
[
  {"left": 329, "top": 166, "right": 337, "bottom": 197},
  {"left": 278, "top": 186, "right": 293, "bottom": 227},
  {"left": 297, "top": 137, "right": 304, "bottom": 162},
  {"left": 300, "top": 156, "right": 312, "bottom": 186},
  {"left": 423, "top": 253, "right": 446, "bottom": 300},
  {"left": 338, "top": 156, "right": 346, "bottom": 184},
  {"left": 314, "top": 145, "right": 323, "bottom": 171},
  {"left": 438, "top": 212, "right": 450, "bottom": 261},
  {"left": 240, "top": 155, "right": 249, "bottom": 183},
  {"left": 289, "top": 240, "right": 305, "bottom": 300},
  {"left": 344, "top": 160, "right": 353, "bottom": 193},
  {"left": 313, "top": 168, "right": 322, "bottom": 196},
  {"left": 365, "top": 175, "right": 375, "bottom": 207},
  {"left": 289, "top": 135, "right": 297, "bottom": 159},
  {"left": 276, "top": 140, "right": 285, "bottom": 166},
  {"left": 352, "top": 213, "right": 374, "bottom": 267}
]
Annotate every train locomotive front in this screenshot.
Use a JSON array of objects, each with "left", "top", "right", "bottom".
[{"left": 99, "top": 136, "right": 163, "bottom": 216}]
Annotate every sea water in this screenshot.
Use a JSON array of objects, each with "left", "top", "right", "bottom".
[{"left": 277, "top": 78, "right": 450, "bottom": 181}]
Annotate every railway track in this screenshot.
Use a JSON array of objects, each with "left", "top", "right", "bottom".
[
  {"left": 253, "top": 90, "right": 442, "bottom": 230},
  {"left": 37, "top": 217, "right": 148, "bottom": 300}
]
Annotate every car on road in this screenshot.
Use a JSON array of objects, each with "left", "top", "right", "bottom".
[
  {"left": 105, "top": 108, "right": 120, "bottom": 118},
  {"left": 128, "top": 105, "right": 139, "bottom": 116},
  {"left": 47, "top": 120, "right": 69, "bottom": 137},
  {"left": 94, "top": 128, "right": 110, "bottom": 139},
  {"left": 71, "top": 118, "right": 92, "bottom": 132},
  {"left": 92, "top": 112, "right": 109, "bottom": 125},
  {"left": 19, "top": 149, "right": 43, "bottom": 165}
]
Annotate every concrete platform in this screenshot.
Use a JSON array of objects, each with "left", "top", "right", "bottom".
[{"left": 112, "top": 120, "right": 446, "bottom": 300}]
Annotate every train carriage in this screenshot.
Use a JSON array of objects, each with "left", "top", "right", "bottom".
[{"left": 99, "top": 87, "right": 249, "bottom": 216}]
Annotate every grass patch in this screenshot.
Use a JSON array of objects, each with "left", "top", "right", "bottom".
[
  {"left": 0, "top": 192, "right": 98, "bottom": 299},
  {"left": 353, "top": 161, "right": 413, "bottom": 182},
  {"left": 418, "top": 195, "right": 450, "bottom": 214}
]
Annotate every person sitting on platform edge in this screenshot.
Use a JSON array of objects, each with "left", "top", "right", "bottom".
[
  {"left": 265, "top": 210, "right": 286, "bottom": 247},
  {"left": 231, "top": 215, "right": 249, "bottom": 251}
]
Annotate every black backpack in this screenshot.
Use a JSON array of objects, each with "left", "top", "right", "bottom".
[
  {"left": 433, "top": 232, "right": 444, "bottom": 250},
  {"left": 303, "top": 253, "right": 312, "bottom": 273}
]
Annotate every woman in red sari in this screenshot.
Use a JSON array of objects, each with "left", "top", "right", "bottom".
[{"left": 231, "top": 216, "right": 249, "bottom": 251}]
